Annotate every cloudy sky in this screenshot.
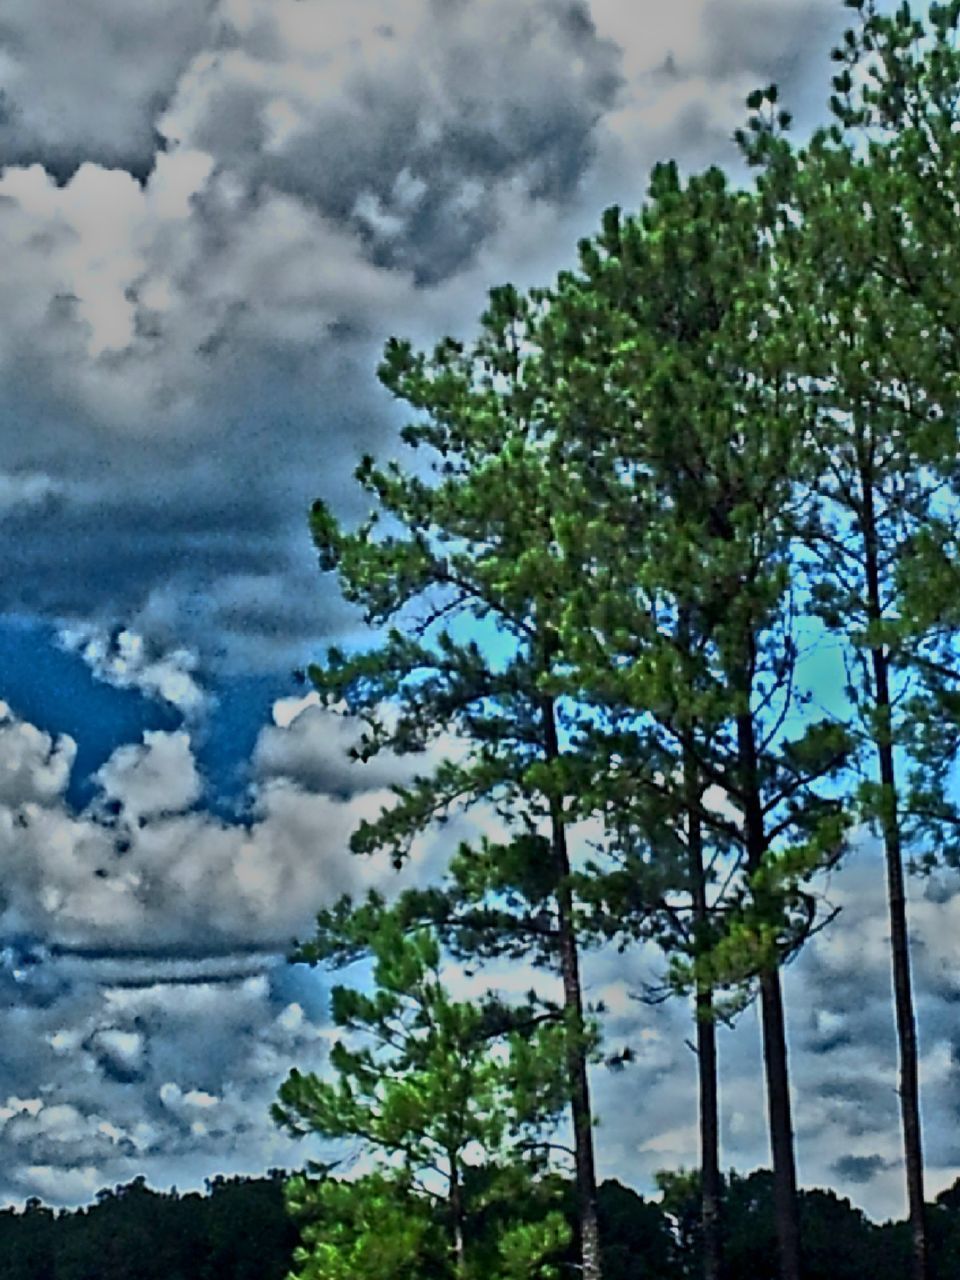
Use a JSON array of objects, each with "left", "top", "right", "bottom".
[{"left": 0, "top": 0, "right": 950, "bottom": 1224}]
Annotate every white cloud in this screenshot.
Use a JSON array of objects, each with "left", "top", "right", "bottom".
[
  {"left": 0, "top": 473, "right": 64, "bottom": 514},
  {"left": 60, "top": 627, "right": 207, "bottom": 718},
  {"left": 0, "top": 689, "right": 488, "bottom": 1201},
  {"left": 22, "top": 1166, "right": 102, "bottom": 1203},
  {"left": 0, "top": 703, "right": 76, "bottom": 807},
  {"left": 0, "top": 695, "right": 456, "bottom": 953},
  {"left": 0, "top": 1098, "right": 43, "bottom": 1123},
  {"left": 254, "top": 692, "right": 467, "bottom": 795},
  {"left": 88, "top": 1028, "right": 148, "bottom": 1083},
  {"left": 95, "top": 731, "right": 202, "bottom": 820}
]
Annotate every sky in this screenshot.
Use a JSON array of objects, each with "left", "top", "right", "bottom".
[{"left": 0, "top": 0, "right": 954, "bottom": 1224}]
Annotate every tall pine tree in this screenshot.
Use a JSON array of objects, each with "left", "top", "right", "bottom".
[
  {"left": 737, "top": 9, "right": 960, "bottom": 1273},
  {"left": 537, "top": 163, "right": 853, "bottom": 1280},
  {"left": 301, "top": 286, "right": 620, "bottom": 1279}
]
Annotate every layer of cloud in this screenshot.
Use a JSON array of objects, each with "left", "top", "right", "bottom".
[
  {"left": 0, "top": 701, "right": 77, "bottom": 806},
  {"left": 158, "top": 0, "right": 622, "bottom": 284},
  {"left": 0, "top": 974, "right": 333, "bottom": 1205},
  {"left": 0, "top": 697, "right": 448, "bottom": 954},
  {"left": 0, "top": 0, "right": 215, "bottom": 178},
  {"left": 253, "top": 690, "right": 465, "bottom": 794}
]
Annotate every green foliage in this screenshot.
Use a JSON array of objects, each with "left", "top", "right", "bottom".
[
  {"left": 743, "top": 0, "right": 960, "bottom": 868},
  {"left": 283, "top": 1172, "right": 445, "bottom": 1280},
  {"left": 11, "top": 1168, "right": 960, "bottom": 1280},
  {"left": 738, "top": 6, "right": 960, "bottom": 1270},
  {"left": 534, "top": 162, "right": 855, "bottom": 1002},
  {"left": 275, "top": 909, "right": 571, "bottom": 1279},
  {"left": 655, "top": 1167, "right": 920, "bottom": 1280},
  {"left": 302, "top": 242, "right": 643, "bottom": 1280}
]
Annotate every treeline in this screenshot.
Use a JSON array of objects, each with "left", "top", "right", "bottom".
[
  {"left": 10, "top": 1171, "right": 960, "bottom": 1280},
  {"left": 0, "top": 1174, "right": 297, "bottom": 1280},
  {"left": 271, "top": 4, "right": 960, "bottom": 1279}
]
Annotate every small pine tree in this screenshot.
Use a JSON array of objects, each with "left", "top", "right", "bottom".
[{"left": 274, "top": 911, "right": 571, "bottom": 1280}]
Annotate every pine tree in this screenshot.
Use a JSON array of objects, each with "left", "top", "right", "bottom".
[
  {"left": 274, "top": 912, "right": 571, "bottom": 1280},
  {"left": 300, "top": 287, "right": 617, "bottom": 1279},
  {"left": 735, "top": 10, "right": 960, "bottom": 1274},
  {"left": 536, "top": 163, "right": 853, "bottom": 1280}
]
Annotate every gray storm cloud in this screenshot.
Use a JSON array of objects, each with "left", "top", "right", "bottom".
[
  {"left": 159, "top": 0, "right": 623, "bottom": 284},
  {"left": 0, "top": 0, "right": 215, "bottom": 178},
  {"left": 0, "top": 0, "right": 848, "bottom": 665}
]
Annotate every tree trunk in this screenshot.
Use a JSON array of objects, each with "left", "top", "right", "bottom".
[
  {"left": 738, "top": 711, "right": 802, "bottom": 1280},
  {"left": 696, "top": 992, "right": 723, "bottom": 1280},
  {"left": 871, "top": 647, "right": 928, "bottom": 1280},
  {"left": 860, "top": 449, "right": 929, "bottom": 1280},
  {"left": 449, "top": 1150, "right": 467, "bottom": 1279},
  {"left": 542, "top": 695, "right": 603, "bottom": 1280},
  {"left": 758, "top": 968, "right": 802, "bottom": 1280},
  {"left": 686, "top": 744, "right": 723, "bottom": 1280}
]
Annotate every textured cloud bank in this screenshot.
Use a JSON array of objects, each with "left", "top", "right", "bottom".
[
  {"left": 0, "top": 697, "right": 441, "bottom": 953},
  {"left": 0, "top": 0, "right": 848, "bottom": 669},
  {"left": 0, "top": 0, "right": 214, "bottom": 177},
  {"left": 0, "top": 970, "right": 331, "bottom": 1207},
  {"left": 0, "top": 691, "right": 456, "bottom": 1205}
]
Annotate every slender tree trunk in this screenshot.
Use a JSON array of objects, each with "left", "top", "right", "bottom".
[
  {"left": 737, "top": 710, "right": 802, "bottom": 1280},
  {"left": 542, "top": 695, "right": 603, "bottom": 1280},
  {"left": 860, "top": 450, "right": 929, "bottom": 1280},
  {"left": 696, "top": 990, "right": 723, "bottom": 1280},
  {"left": 685, "top": 744, "right": 723, "bottom": 1280},
  {"left": 871, "top": 647, "right": 928, "bottom": 1280},
  {"left": 758, "top": 967, "right": 802, "bottom": 1280},
  {"left": 449, "top": 1150, "right": 467, "bottom": 1278}
]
